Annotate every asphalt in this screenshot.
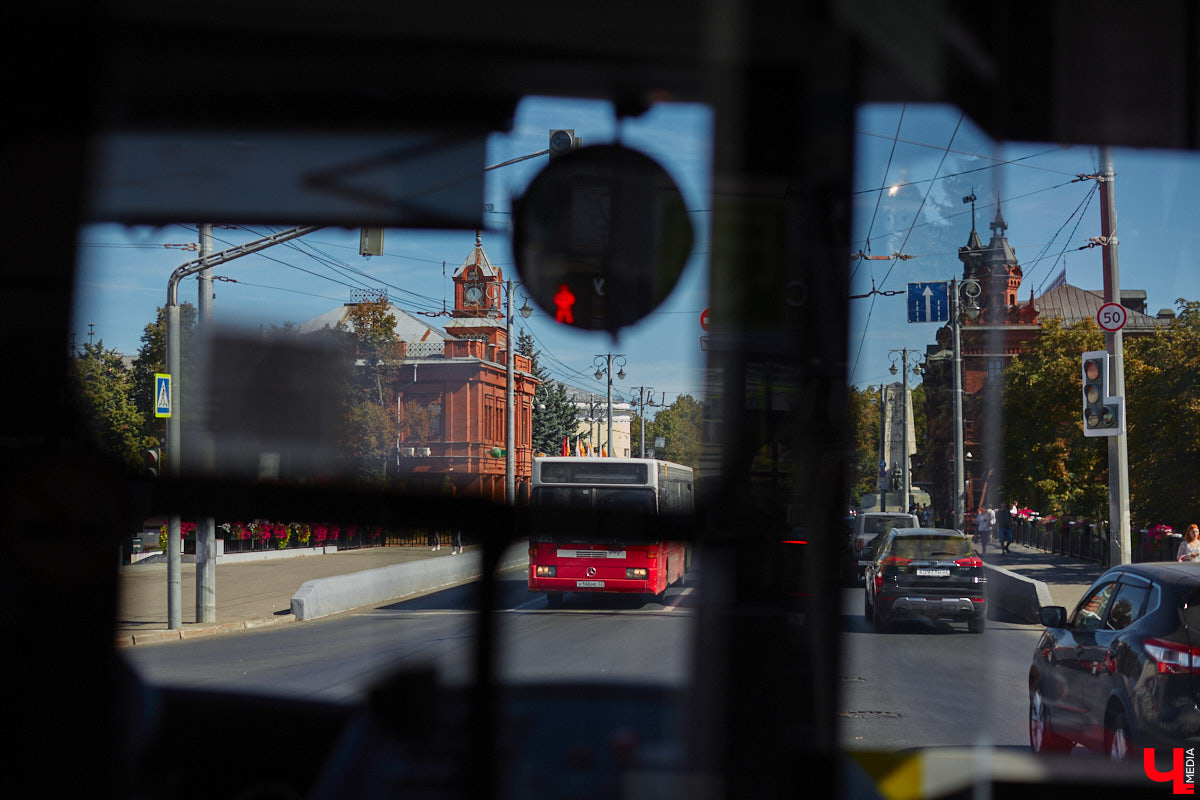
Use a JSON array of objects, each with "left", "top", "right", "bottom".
[{"left": 115, "top": 538, "right": 1111, "bottom": 648}]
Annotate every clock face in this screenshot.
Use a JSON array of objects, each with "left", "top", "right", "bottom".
[{"left": 464, "top": 285, "right": 483, "bottom": 305}]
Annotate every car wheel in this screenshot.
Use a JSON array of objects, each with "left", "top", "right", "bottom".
[
  {"left": 1107, "top": 710, "right": 1133, "bottom": 760},
  {"left": 1029, "top": 685, "right": 1072, "bottom": 755},
  {"left": 967, "top": 614, "right": 986, "bottom": 634}
]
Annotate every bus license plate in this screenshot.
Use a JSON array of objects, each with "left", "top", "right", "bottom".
[
  {"left": 916, "top": 568, "right": 950, "bottom": 577},
  {"left": 576, "top": 580, "right": 605, "bottom": 588}
]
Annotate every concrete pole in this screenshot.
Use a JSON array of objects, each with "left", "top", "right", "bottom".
[
  {"left": 505, "top": 279, "right": 515, "bottom": 505},
  {"left": 901, "top": 347, "right": 910, "bottom": 513},
  {"left": 606, "top": 353, "right": 614, "bottom": 457},
  {"left": 196, "top": 224, "right": 216, "bottom": 622},
  {"left": 166, "top": 295, "right": 182, "bottom": 630},
  {"left": 951, "top": 279, "right": 966, "bottom": 532},
  {"left": 1100, "top": 147, "right": 1132, "bottom": 564}
]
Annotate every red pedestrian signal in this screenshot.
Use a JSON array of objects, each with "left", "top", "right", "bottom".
[{"left": 553, "top": 283, "right": 576, "bottom": 324}]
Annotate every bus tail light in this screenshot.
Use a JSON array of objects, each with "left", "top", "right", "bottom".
[
  {"left": 536, "top": 565, "right": 556, "bottom": 577},
  {"left": 626, "top": 568, "right": 648, "bottom": 579}
]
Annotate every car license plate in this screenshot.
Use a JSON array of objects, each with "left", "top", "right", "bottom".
[
  {"left": 916, "top": 568, "right": 950, "bottom": 577},
  {"left": 576, "top": 580, "right": 605, "bottom": 588}
]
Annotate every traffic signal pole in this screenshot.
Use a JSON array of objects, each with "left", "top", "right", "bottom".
[
  {"left": 1099, "top": 147, "right": 1132, "bottom": 564},
  {"left": 164, "top": 224, "right": 323, "bottom": 629}
]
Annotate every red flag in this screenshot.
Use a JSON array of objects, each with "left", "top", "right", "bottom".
[{"left": 561, "top": 436, "right": 569, "bottom": 456}]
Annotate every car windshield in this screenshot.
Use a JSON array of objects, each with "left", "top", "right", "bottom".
[{"left": 24, "top": 8, "right": 1200, "bottom": 798}]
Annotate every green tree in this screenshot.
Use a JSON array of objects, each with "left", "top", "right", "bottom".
[
  {"left": 336, "top": 293, "right": 402, "bottom": 484},
  {"left": 643, "top": 394, "right": 702, "bottom": 469},
  {"left": 1124, "top": 299, "right": 1200, "bottom": 528},
  {"left": 132, "top": 303, "right": 198, "bottom": 446},
  {"left": 1001, "top": 317, "right": 1107, "bottom": 518},
  {"left": 516, "top": 328, "right": 576, "bottom": 455},
  {"left": 846, "top": 385, "right": 881, "bottom": 506},
  {"left": 71, "top": 341, "right": 153, "bottom": 470}
]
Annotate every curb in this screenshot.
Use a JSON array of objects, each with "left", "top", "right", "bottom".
[{"left": 116, "top": 614, "right": 297, "bottom": 648}]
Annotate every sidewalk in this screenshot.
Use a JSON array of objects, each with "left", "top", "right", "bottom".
[
  {"left": 116, "top": 543, "right": 466, "bottom": 647},
  {"left": 978, "top": 539, "right": 1108, "bottom": 614}
]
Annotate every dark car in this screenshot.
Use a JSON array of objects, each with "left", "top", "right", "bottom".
[
  {"left": 1028, "top": 562, "right": 1200, "bottom": 759},
  {"left": 863, "top": 527, "right": 987, "bottom": 634}
]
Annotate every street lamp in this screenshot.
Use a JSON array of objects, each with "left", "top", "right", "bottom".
[
  {"left": 628, "top": 385, "right": 656, "bottom": 458},
  {"left": 592, "top": 353, "right": 626, "bottom": 457},
  {"left": 949, "top": 277, "right": 980, "bottom": 531},
  {"left": 485, "top": 281, "right": 534, "bottom": 504},
  {"left": 888, "top": 347, "right": 924, "bottom": 514}
]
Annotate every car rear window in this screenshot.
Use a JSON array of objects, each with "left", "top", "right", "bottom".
[
  {"left": 864, "top": 516, "right": 914, "bottom": 535},
  {"left": 890, "top": 536, "right": 971, "bottom": 560}
]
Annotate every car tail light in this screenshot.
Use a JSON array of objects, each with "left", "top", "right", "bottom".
[
  {"left": 535, "top": 565, "right": 556, "bottom": 578},
  {"left": 954, "top": 556, "right": 983, "bottom": 568},
  {"left": 854, "top": 539, "right": 863, "bottom": 552},
  {"left": 1145, "top": 638, "right": 1200, "bottom": 674}
]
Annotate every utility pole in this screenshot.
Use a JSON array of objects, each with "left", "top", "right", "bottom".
[
  {"left": 196, "top": 224, "right": 216, "bottom": 623},
  {"left": 1099, "top": 147, "right": 1132, "bottom": 564},
  {"left": 505, "top": 279, "right": 515, "bottom": 505},
  {"left": 164, "top": 224, "right": 322, "bottom": 629},
  {"left": 629, "top": 385, "right": 655, "bottom": 457},
  {"left": 951, "top": 279, "right": 965, "bottom": 532}
]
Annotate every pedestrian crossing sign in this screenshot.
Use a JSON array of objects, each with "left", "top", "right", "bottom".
[{"left": 154, "top": 373, "right": 172, "bottom": 418}]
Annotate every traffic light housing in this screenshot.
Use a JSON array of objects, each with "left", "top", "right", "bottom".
[
  {"left": 1081, "top": 351, "right": 1124, "bottom": 437},
  {"left": 144, "top": 447, "right": 161, "bottom": 478},
  {"left": 548, "top": 129, "right": 581, "bottom": 161}
]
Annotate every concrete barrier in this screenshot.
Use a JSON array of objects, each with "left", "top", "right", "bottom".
[
  {"left": 291, "top": 542, "right": 529, "bottom": 620},
  {"left": 983, "top": 564, "right": 1054, "bottom": 623}
]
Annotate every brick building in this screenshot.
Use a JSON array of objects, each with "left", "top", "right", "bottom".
[{"left": 299, "top": 234, "right": 540, "bottom": 502}]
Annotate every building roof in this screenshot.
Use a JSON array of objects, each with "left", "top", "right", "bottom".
[
  {"left": 452, "top": 231, "right": 502, "bottom": 281},
  {"left": 1035, "top": 283, "right": 1168, "bottom": 331},
  {"left": 295, "top": 302, "right": 456, "bottom": 343}
]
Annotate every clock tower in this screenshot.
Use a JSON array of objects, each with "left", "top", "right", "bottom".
[
  {"left": 446, "top": 231, "right": 508, "bottom": 348},
  {"left": 452, "top": 230, "right": 502, "bottom": 318}
]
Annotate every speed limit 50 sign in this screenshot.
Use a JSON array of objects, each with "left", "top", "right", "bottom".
[{"left": 1096, "top": 302, "right": 1128, "bottom": 332}]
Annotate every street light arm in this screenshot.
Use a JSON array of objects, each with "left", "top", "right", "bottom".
[{"left": 167, "top": 224, "right": 324, "bottom": 304}]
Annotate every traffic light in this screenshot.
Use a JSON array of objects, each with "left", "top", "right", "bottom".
[
  {"left": 548, "top": 129, "right": 581, "bottom": 161},
  {"left": 1081, "top": 351, "right": 1123, "bottom": 437},
  {"left": 144, "top": 447, "right": 161, "bottom": 478}
]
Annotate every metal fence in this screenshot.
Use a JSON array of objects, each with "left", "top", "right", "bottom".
[{"left": 1011, "top": 518, "right": 1183, "bottom": 566}]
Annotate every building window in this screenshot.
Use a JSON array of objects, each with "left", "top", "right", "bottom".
[
  {"left": 988, "top": 358, "right": 1003, "bottom": 380},
  {"left": 401, "top": 394, "right": 443, "bottom": 441}
]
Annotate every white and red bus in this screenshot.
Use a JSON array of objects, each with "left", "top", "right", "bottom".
[{"left": 528, "top": 457, "right": 695, "bottom": 607}]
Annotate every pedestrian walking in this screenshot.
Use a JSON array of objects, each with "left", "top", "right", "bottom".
[
  {"left": 451, "top": 529, "right": 463, "bottom": 555},
  {"left": 976, "top": 507, "right": 991, "bottom": 554},
  {"left": 1177, "top": 524, "right": 1200, "bottom": 562},
  {"left": 997, "top": 503, "right": 1014, "bottom": 554}
]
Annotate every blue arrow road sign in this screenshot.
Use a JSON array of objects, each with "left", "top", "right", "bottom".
[
  {"left": 154, "top": 373, "right": 172, "bottom": 418},
  {"left": 907, "top": 281, "right": 949, "bottom": 323}
]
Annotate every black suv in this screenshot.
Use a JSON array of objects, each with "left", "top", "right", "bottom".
[
  {"left": 863, "top": 528, "right": 987, "bottom": 634},
  {"left": 1029, "top": 563, "right": 1200, "bottom": 758}
]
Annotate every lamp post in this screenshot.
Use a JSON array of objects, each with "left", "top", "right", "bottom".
[
  {"left": 486, "top": 281, "right": 533, "bottom": 504},
  {"left": 628, "top": 385, "right": 656, "bottom": 458},
  {"left": 593, "top": 353, "right": 626, "bottom": 457},
  {"left": 950, "top": 277, "right": 980, "bottom": 531},
  {"left": 889, "top": 348, "right": 924, "bottom": 513}
]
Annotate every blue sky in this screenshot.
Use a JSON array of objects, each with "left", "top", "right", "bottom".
[
  {"left": 71, "top": 96, "right": 714, "bottom": 413},
  {"left": 849, "top": 103, "right": 1200, "bottom": 389},
  {"left": 72, "top": 99, "right": 1200, "bottom": 404}
]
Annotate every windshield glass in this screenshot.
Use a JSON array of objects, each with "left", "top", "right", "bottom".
[{"left": 889, "top": 535, "right": 971, "bottom": 560}]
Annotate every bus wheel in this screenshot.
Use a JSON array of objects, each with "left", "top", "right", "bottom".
[{"left": 545, "top": 593, "right": 564, "bottom": 609}]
